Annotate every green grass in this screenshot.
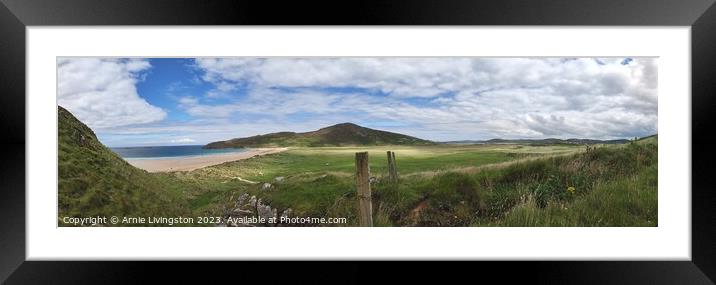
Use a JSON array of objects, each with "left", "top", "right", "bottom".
[
  {"left": 218, "top": 140, "right": 654, "bottom": 227},
  {"left": 185, "top": 144, "right": 576, "bottom": 181},
  {"left": 486, "top": 163, "right": 657, "bottom": 226},
  {"left": 174, "top": 140, "right": 656, "bottom": 227},
  {"left": 174, "top": 144, "right": 579, "bottom": 213},
  {"left": 58, "top": 107, "right": 194, "bottom": 225}
]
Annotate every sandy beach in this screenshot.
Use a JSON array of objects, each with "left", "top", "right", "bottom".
[{"left": 126, "top": 148, "right": 288, "bottom": 172}]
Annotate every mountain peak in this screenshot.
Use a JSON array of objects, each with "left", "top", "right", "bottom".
[
  {"left": 335, "top": 122, "right": 360, "bottom": 127},
  {"left": 322, "top": 122, "right": 361, "bottom": 129},
  {"left": 317, "top": 122, "right": 365, "bottom": 132}
]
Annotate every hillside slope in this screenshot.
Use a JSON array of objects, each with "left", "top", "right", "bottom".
[
  {"left": 204, "top": 123, "right": 435, "bottom": 148},
  {"left": 58, "top": 106, "right": 191, "bottom": 222}
]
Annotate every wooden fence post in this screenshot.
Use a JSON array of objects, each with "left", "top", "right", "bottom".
[
  {"left": 355, "top": 152, "right": 373, "bottom": 227},
  {"left": 392, "top": 151, "right": 398, "bottom": 181},
  {"left": 387, "top": 151, "right": 399, "bottom": 183}
]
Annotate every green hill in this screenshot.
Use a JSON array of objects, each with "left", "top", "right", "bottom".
[
  {"left": 204, "top": 122, "right": 435, "bottom": 148},
  {"left": 58, "top": 106, "right": 191, "bottom": 223}
]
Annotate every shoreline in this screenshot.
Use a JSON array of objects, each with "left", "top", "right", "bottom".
[{"left": 125, "top": 148, "right": 288, "bottom": 172}]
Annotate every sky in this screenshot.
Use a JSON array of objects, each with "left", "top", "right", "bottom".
[{"left": 57, "top": 57, "right": 658, "bottom": 147}]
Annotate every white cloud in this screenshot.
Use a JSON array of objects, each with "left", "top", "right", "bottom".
[
  {"left": 188, "top": 57, "right": 657, "bottom": 140},
  {"left": 196, "top": 58, "right": 477, "bottom": 98},
  {"left": 94, "top": 57, "right": 657, "bottom": 145},
  {"left": 57, "top": 58, "right": 166, "bottom": 129}
]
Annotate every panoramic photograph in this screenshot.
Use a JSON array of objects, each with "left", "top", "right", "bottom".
[{"left": 57, "top": 57, "right": 657, "bottom": 227}]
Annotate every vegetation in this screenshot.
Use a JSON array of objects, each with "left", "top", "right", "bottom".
[
  {"left": 447, "top": 138, "right": 631, "bottom": 145},
  {"left": 180, "top": 138, "right": 656, "bottom": 227},
  {"left": 177, "top": 144, "right": 577, "bottom": 214},
  {"left": 59, "top": 106, "right": 657, "bottom": 227},
  {"left": 58, "top": 106, "right": 192, "bottom": 225}
]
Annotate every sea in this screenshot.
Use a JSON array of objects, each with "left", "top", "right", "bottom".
[{"left": 111, "top": 145, "right": 248, "bottom": 159}]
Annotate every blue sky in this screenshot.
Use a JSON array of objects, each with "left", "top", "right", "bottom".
[{"left": 57, "top": 57, "right": 658, "bottom": 147}]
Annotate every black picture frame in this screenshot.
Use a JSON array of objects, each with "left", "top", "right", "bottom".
[{"left": 1, "top": 0, "right": 715, "bottom": 283}]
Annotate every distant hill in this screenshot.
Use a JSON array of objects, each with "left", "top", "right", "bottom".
[
  {"left": 637, "top": 134, "right": 658, "bottom": 141},
  {"left": 204, "top": 123, "right": 435, "bottom": 148},
  {"left": 636, "top": 134, "right": 658, "bottom": 145},
  {"left": 58, "top": 106, "right": 190, "bottom": 221},
  {"left": 443, "top": 137, "right": 635, "bottom": 145}
]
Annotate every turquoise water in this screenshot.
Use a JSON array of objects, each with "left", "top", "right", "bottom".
[{"left": 111, "top": 145, "right": 247, "bottom": 159}]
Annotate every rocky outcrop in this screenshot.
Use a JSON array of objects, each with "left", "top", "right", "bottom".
[{"left": 218, "top": 193, "right": 292, "bottom": 227}]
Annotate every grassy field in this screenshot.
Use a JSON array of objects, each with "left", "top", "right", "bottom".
[
  {"left": 165, "top": 138, "right": 656, "bottom": 227},
  {"left": 184, "top": 144, "right": 578, "bottom": 182}
]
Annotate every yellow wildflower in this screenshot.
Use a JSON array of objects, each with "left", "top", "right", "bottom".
[{"left": 567, "top": 186, "right": 576, "bottom": 194}]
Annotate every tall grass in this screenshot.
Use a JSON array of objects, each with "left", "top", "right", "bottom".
[
  {"left": 369, "top": 141, "right": 658, "bottom": 226},
  {"left": 58, "top": 107, "right": 193, "bottom": 225},
  {"left": 488, "top": 163, "right": 657, "bottom": 226},
  {"left": 207, "top": 140, "right": 657, "bottom": 227}
]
